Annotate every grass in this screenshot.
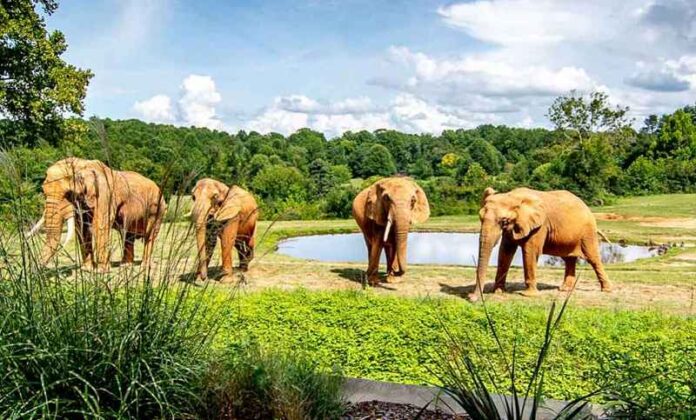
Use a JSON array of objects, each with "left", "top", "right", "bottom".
[{"left": 594, "top": 193, "right": 696, "bottom": 218}]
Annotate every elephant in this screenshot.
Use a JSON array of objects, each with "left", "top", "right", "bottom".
[
  {"left": 190, "top": 178, "right": 258, "bottom": 281},
  {"left": 352, "top": 177, "right": 430, "bottom": 286},
  {"left": 27, "top": 157, "right": 166, "bottom": 271},
  {"left": 470, "top": 187, "right": 611, "bottom": 301}
]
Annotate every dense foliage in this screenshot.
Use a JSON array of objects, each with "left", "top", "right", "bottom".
[
  {"left": 4, "top": 95, "right": 696, "bottom": 220},
  {"left": 222, "top": 289, "right": 695, "bottom": 418},
  {"left": 0, "top": 0, "right": 92, "bottom": 147}
]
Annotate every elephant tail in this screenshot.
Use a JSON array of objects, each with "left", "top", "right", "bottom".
[{"left": 598, "top": 230, "right": 611, "bottom": 244}]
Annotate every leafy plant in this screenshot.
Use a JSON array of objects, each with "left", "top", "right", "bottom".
[{"left": 431, "top": 295, "right": 602, "bottom": 419}]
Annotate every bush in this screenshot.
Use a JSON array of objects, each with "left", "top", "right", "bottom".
[{"left": 200, "top": 343, "right": 346, "bottom": 420}]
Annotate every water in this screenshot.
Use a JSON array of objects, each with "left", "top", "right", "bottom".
[{"left": 276, "top": 232, "right": 658, "bottom": 267}]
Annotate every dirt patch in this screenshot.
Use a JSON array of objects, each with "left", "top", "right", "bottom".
[{"left": 594, "top": 212, "right": 696, "bottom": 229}]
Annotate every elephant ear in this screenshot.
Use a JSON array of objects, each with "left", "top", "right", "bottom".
[
  {"left": 214, "top": 197, "right": 241, "bottom": 222},
  {"left": 365, "top": 186, "right": 387, "bottom": 225},
  {"left": 480, "top": 187, "right": 497, "bottom": 206},
  {"left": 512, "top": 197, "right": 546, "bottom": 240},
  {"left": 412, "top": 184, "right": 430, "bottom": 224}
]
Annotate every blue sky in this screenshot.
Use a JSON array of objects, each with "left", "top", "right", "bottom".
[{"left": 49, "top": 0, "right": 696, "bottom": 137}]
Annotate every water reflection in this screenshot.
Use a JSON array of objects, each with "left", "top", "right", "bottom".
[{"left": 277, "top": 232, "right": 658, "bottom": 267}]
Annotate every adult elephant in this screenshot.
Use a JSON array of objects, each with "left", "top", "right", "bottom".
[
  {"left": 27, "top": 157, "right": 166, "bottom": 271},
  {"left": 470, "top": 187, "right": 611, "bottom": 301},
  {"left": 352, "top": 177, "right": 430, "bottom": 286},
  {"left": 190, "top": 178, "right": 258, "bottom": 281}
]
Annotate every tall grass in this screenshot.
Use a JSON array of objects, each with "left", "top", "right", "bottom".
[
  {"left": 200, "top": 343, "right": 346, "bottom": 420},
  {"left": 0, "top": 153, "right": 224, "bottom": 418}
]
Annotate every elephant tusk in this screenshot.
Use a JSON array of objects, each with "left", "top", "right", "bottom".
[
  {"left": 62, "top": 216, "right": 75, "bottom": 246},
  {"left": 383, "top": 217, "right": 393, "bottom": 242},
  {"left": 26, "top": 217, "right": 45, "bottom": 238}
]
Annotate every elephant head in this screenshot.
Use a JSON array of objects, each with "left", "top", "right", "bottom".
[
  {"left": 190, "top": 178, "right": 244, "bottom": 278},
  {"left": 365, "top": 177, "right": 430, "bottom": 274},
  {"left": 475, "top": 187, "right": 546, "bottom": 295},
  {"left": 29, "top": 158, "right": 115, "bottom": 265}
]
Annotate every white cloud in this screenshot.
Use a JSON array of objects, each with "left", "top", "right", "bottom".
[
  {"left": 386, "top": 46, "right": 596, "bottom": 98},
  {"left": 245, "top": 93, "right": 498, "bottom": 137},
  {"left": 133, "top": 74, "right": 224, "bottom": 130},
  {"left": 438, "top": 0, "right": 597, "bottom": 47},
  {"left": 133, "top": 94, "right": 175, "bottom": 123},
  {"left": 178, "top": 75, "right": 224, "bottom": 129},
  {"left": 247, "top": 95, "right": 388, "bottom": 137}
]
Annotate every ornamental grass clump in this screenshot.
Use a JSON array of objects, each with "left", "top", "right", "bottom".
[{"left": 0, "top": 152, "right": 224, "bottom": 418}]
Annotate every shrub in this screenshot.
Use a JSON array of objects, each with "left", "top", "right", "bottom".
[{"left": 200, "top": 343, "right": 346, "bottom": 420}]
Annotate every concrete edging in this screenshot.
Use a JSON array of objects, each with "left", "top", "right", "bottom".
[{"left": 342, "top": 377, "right": 602, "bottom": 419}]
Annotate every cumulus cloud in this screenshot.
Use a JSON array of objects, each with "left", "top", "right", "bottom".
[
  {"left": 133, "top": 94, "right": 175, "bottom": 123},
  {"left": 246, "top": 95, "right": 389, "bottom": 137},
  {"left": 177, "top": 75, "right": 223, "bottom": 129},
  {"left": 133, "top": 74, "right": 224, "bottom": 130},
  {"left": 626, "top": 55, "right": 696, "bottom": 92},
  {"left": 385, "top": 46, "right": 596, "bottom": 98},
  {"left": 245, "top": 94, "right": 498, "bottom": 137}
]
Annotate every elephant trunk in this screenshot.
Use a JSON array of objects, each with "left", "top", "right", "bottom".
[
  {"left": 393, "top": 207, "right": 410, "bottom": 275},
  {"left": 41, "top": 198, "right": 74, "bottom": 264},
  {"left": 192, "top": 201, "right": 212, "bottom": 279},
  {"left": 473, "top": 218, "right": 502, "bottom": 300}
]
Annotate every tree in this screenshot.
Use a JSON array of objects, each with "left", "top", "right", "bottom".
[
  {"left": 0, "top": 0, "right": 93, "bottom": 146},
  {"left": 251, "top": 164, "right": 309, "bottom": 202},
  {"left": 354, "top": 144, "right": 396, "bottom": 178},
  {"left": 653, "top": 109, "right": 696, "bottom": 160},
  {"left": 547, "top": 91, "right": 631, "bottom": 143},
  {"left": 465, "top": 139, "right": 504, "bottom": 175}
]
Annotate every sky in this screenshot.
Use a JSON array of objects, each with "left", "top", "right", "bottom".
[{"left": 48, "top": 0, "right": 696, "bottom": 137}]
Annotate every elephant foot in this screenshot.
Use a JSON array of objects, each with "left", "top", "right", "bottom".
[
  {"left": 385, "top": 274, "right": 402, "bottom": 284},
  {"left": 221, "top": 272, "right": 245, "bottom": 285},
  {"left": 520, "top": 287, "right": 540, "bottom": 297},
  {"left": 493, "top": 286, "right": 506, "bottom": 294},
  {"left": 467, "top": 292, "right": 482, "bottom": 302}
]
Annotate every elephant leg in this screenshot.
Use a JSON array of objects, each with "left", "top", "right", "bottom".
[
  {"left": 520, "top": 245, "right": 540, "bottom": 297},
  {"left": 219, "top": 222, "right": 238, "bottom": 278},
  {"left": 559, "top": 257, "right": 577, "bottom": 291},
  {"left": 493, "top": 239, "right": 517, "bottom": 293},
  {"left": 582, "top": 238, "right": 611, "bottom": 292},
  {"left": 121, "top": 232, "right": 136, "bottom": 264},
  {"left": 141, "top": 216, "right": 161, "bottom": 267},
  {"left": 235, "top": 236, "right": 253, "bottom": 272},
  {"left": 92, "top": 212, "right": 113, "bottom": 272},
  {"left": 384, "top": 241, "right": 398, "bottom": 283},
  {"left": 366, "top": 240, "right": 383, "bottom": 286},
  {"left": 77, "top": 215, "right": 93, "bottom": 268}
]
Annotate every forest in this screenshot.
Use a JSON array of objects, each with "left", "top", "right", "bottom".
[{"left": 2, "top": 92, "right": 695, "bottom": 220}]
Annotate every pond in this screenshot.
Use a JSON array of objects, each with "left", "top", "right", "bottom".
[{"left": 276, "top": 232, "right": 659, "bottom": 267}]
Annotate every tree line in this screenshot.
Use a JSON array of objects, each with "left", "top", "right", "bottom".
[
  {"left": 2, "top": 91, "right": 696, "bottom": 220},
  {"left": 3, "top": 1, "right": 696, "bottom": 221}
]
